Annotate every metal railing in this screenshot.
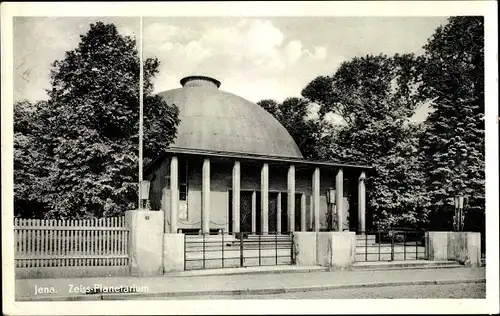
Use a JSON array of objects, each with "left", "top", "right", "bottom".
[
  {"left": 183, "top": 231, "right": 294, "bottom": 270},
  {"left": 355, "top": 229, "right": 428, "bottom": 262}
]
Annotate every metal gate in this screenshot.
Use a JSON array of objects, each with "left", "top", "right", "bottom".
[
  {"left": 184, "top": 232, "right": 294, "bottom": 270},
  {"left": 355, "top": 230, "right": 428, "bottom": 262}
]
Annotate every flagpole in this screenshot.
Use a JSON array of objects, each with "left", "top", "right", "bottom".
[{"left": 138, "top": 16, "right": 144, "bottom": 210}]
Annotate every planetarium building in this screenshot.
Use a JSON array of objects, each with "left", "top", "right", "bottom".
[{"left": 145, "top": 75, "right": 370, "bottom": 237}]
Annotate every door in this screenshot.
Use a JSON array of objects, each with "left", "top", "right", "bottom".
[
  {"left": 279, "top": 193, "right": 304, "bottom": 232},
  {"left": 280, "top": 193, "right": 288, "bottom": 233},
  {"left": 268, "top": 193, "right": 278, "bottom": 233},
  {"left": 228, "top": 190, "right": 255, "bottom": 233},
  {"left": 294, "top": 193, "right": 302, "bottom": 232},
  {"left": 240, "top": 192, "right": 253, "bottom": 233}
]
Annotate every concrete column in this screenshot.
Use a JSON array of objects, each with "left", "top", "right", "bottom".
[
  {"left": 287, "top": 165, "right": 296, "bottom": 232},
  {"left": 126, "top": 210, "right": 164, "bottom": 276},
  {"left": 311, "top": 175, "right": 315, "bottom": 231},
  {"left": 293, "top": 232, "right": 317, "bottom": 266},
  {"left": 277, "top": 192, "right": 282, "bottom": 234},
  {"left": 358, "top": 171, "right": 366, "bottom": 233},
  {"left": 261, "top": 163, "right": 269, "bottom": 234},
  {"left": 251, "top": 191, "right": 257, "bottom": 233},
  {"left": 163, "top": 234, "right": 184, "bottom": 272},
  {"left": 308, "top": 195, "right": 313, "bottom": 231},
  {"left": 426, "top": 232, "right": 449, "bottom": 261},
  {"left": 169, "top": 156, "right": 179, "bottom": 233},
  {"left": 232, "top": 161, "right": 241, "bottom": 233},
  {"left": 301, "top": 193, "right": 306, "bottom": 232},
  {"left": 202, "top": 158, "right": 211, "bottom": 234},
  {"left": 316, "top": 232, "right": 356, "bottom": 270},
  {"left": 426, "top": 231, "right": 482, "bottom": 266},
  {"left": 313, "top": 167, "right": 320, "bottom": 232},
  {"left": 336, "top": 168, "right": 344, "bottom": 231},
  {"left": 161, "top": 187, "right": 171, "bottom": 233}
]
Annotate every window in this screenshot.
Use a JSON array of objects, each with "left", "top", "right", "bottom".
[
  {"left": 179, "top": 161, "right": 188, "bottom": 201},
  {"left": 180, "top": 184, "right": 187, "bottom": 201},
  {"left": 178, "top": 160, "right": 188, "bottom": 220}
]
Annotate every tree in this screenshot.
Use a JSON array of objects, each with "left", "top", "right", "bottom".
[
  {"left": 302, "top": 54, "right": 418, "bottom": 130},
  {"left": 14, "top": 100, "right": 52, "bottom": 218},
  {"left": 417, "top": 17, "right": 485, "bottom": 229},
  {"left": 257, "top": 99, "right": 280, "bottom": 118},
  {"left": 14, "top": 22, "right": 180, "bottom": 219},
  {"left": 302, "top": 54, "right": 429, "bottom": 229},
  {"left": 257, "top": 97, "right": 327, "bottom": 159}
]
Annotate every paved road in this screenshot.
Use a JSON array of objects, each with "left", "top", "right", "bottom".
[{"left": 131, "top": 282, "right": 486, "bottom": 300}]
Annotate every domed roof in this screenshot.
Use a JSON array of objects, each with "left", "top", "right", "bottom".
[{"left": 157, "top": 76, "right": 303, "bottom": 159}]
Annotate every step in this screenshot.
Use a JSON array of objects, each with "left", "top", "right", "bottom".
[
  {"left": 185, "top": 241, "right": 292, "bottom": 249},
  {"left": 355, "top": 245, "right": 426, "bottom": 254},
  {"left": 356, "top": 240, "right": 378, "bottom": 246},
  {"left": 185, "top": 241, "right": 291, "bottom": 246},
  {"left": 185, "top": 248, "right": 292, "bottom": 258},
  {"left": 355, "top": 252, "right": 427, "bottom": 261},
  {"left": 352, "top": 260, "right": 462, "bottom": 270},
  {"left": 356, "top": 238, "right": 422, "bottom": 245},
  {"left": 185, "top": 246, "right": 292, "bottom": 253},
  {"left": 356, "top": 234, "right": 376, "bottom": 241},
  {"left": 185, "top": 257, "right": 293, "bottom": 270},
  {"left": 185, "top": 251, "right": 292, "bottom": 258},
  {"left": 185, "top": 235, "right": 238, "bottom": 242},
  {"left": 356, "top": 234, "right": 426, "bottom": 242},
  {"left": 185, "top": 235, "right": 291, "bottom": 242}
]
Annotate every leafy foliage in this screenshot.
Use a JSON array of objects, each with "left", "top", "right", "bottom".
[
  {"left": 14, "top": 100, "right": 52, "bottom": 218},
  {"left": 302, "top": 54, "right": 419, "bottom": 128},
  {"left": 14, "top": 22, "right": 180, "bottom": 219},
  {"left": 257, "top": 97, "right": 327, "bottom": 159},
  {"left": 298, "top": 17, "right": 485, "bottom": 230},
  {"left": 417, "top": 17, "right": 485, "bottom": 224},
  {"left": 302, "top": 54, "right": 429, "bottom": 229}
]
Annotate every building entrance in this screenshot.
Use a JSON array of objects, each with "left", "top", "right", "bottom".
[
  {"left": 228, "top": 190, "right": 305, "bottom": 234},
  {"left": 239, "top": 191, "right": 253, "bottom": 232},
  {"left": 229, "top": 190, "right": 293, "bottom": 234},
  {"left": 228, "top": 190, "right": 258, "bottom": 233}
]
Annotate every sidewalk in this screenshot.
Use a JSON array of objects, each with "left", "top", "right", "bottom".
[{"left": 16, "top": 266, "right": 485, "bottom": 301}]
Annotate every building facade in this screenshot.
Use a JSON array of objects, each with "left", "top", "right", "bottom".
[{"left": 145, "top": 76, "right": 370, "bottom": 235}]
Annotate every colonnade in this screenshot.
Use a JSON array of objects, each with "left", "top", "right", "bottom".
[{"left": 168, "top": 156, "right": 366, "bottom": 234}]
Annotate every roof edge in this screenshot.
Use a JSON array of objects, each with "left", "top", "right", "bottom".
[
  {"left": 180, "top": 75, "right": 221, "bottom": 89},
  {"left": 144, "top": 147, "right": 373, "bottom": 175}
]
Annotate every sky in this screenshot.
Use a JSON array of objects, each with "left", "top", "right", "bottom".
[{"left": 13, "top": 16, "right": 450, "bottom": 122}]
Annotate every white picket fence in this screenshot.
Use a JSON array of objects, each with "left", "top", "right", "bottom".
[{"left": 14, "top": 217, "right": 129, "bottom": 268}]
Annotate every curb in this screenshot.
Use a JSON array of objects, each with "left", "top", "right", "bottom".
[
  {"left": 351, "top": 264, "right": 464, "bottom": 271},
  {"left": 16, "top": 278, "right": 486, "bottom": 301},
  {"left": 168, "top": 263, "right": 467, "bottom": 277},
  {"left": 165, "top": 267, "right": 329, "bottom": 278}
]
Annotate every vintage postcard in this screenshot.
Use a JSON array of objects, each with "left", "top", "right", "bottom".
[{"left": 1, "top": 1, "right": 498, "bottom": 315}]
